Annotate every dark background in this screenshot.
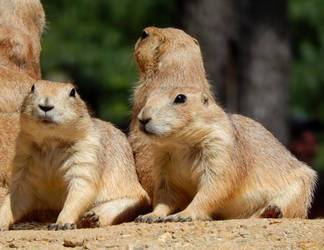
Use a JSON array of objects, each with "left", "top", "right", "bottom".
[{"left": 39, "top": 0, "right": 324, "bottom": 216}]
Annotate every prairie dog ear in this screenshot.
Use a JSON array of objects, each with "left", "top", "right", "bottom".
[
  {"left": 201, "top": 93, "right": 209, "bottom": 106},
  {"left": 192, "top": 38, "right": 199, "bottom": 45},
  {"left": 31, "top": 84, "right": 35, "bottom": 93}
]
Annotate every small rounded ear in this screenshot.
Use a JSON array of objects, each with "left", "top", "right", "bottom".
[
  {"left": 201, "top": 93, "right": 209, "bottom": 106},
  {"left": 69, "top": 88, "right": 76, "bottom": 98},
  {"left": 31, "top": 84, "right": 35, "bottom": 93},
  {"left": 192, "top": 38, "right": 199, "bottom": 46},
  {"left": 141, "top": 30, "right": 149, "bottom": 39}
]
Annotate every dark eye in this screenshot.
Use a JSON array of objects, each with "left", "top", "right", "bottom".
[
  {"left": 173, "top": 94, "right": 187, "bottom": 104},
  {"left": 69, "top": 88, "right": 76, "bottom": 97},
  {"left": 141, "top": 30, "right": 149, "bottom": 39},
  {"left": 31, "top": 84, "right": 35, "bottom": 93}
]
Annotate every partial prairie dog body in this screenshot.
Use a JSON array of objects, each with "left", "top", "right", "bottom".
[
  {"left": 0, "top": 0, "right": 45, "bottom": 112},
  {"left": 135, "top": 87, "right": 317, "bottom": 222},
  {"left": 0, "top": 81, "right": 149, "bottom": 230},
  {"left": 129, "top": 27, "right": 214, "bottom": 198}
]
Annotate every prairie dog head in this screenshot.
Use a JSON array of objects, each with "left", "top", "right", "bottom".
[
  {"left": 21, "top": 80, "right": 91, "bottom": 141},
  {"left": 134, "top": 27, "right": 203, "bottom": 75},
  {"left": 137, "top": 87, "right": 218, "bottom": 144}
]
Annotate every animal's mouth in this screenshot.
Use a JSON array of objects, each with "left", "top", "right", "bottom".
[{"left": 41, "top": 118, "right": 55, "bottom": 125}]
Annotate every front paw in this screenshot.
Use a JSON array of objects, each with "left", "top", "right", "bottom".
[
  {"left": 156, "top": 212, "right": 193, "bottom": 223},
  {"left": 135, "top": 213, "right": 162, "bottom": 223},
  {"left": 48, "top": 223, "right": 77, "bottom": 230},
  {"left": 80, "top": 211, "right": 100, "bottom": 228}
]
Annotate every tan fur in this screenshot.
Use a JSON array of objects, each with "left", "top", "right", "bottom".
[
  {"left": 0, "top": 0, "right": 45, "bottom": 112},
  {"left": 0, "top": 113, "right": 19, "bottom": 190},
  {"left": 0, "top": 80, "right": 150, "bottom": 230},
  {"left": 129, "top": 27, "right": 214, "bottom": 198},
  {"left": 135, "top": 87, "right": 317, "bottom": 222}
]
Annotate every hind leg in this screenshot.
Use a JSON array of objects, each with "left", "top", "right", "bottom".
[
  {"left": 80, "top": 197, "right": 149, "bottom": 228},
  {"left": 255, "top": 180, "right": 310, "bottom": 219}
]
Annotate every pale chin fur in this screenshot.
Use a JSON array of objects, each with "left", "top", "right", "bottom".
[{"left": 143, "top": 122, "right": 171, "bottom": 137}]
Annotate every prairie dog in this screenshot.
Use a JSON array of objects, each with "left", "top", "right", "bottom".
[
  {"left": 0, "top": 0, "right": 45, "bottom": 112},
  {"left": 129, "top": 27, "right": 214, "bottom": 198},
  {"left": 135, "top": 87, "right": 317, "bottom": 222},
  {"left": 0, "top": 80, "right": 150, "bottom": 230}
]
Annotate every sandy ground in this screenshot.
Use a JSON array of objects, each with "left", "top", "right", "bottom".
[{"left": 0, "top": 219, "right": 322, "bottom": 249}]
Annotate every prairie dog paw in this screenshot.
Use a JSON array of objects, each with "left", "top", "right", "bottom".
[
  {"left": 0, "top": 227, "right": 9, "bottom": 232},
  {"left": 260, "top": 205, "right": 283, "bottom": 218},
  {"left": 156, "top": 212, "right": 192, "bottom": 223},
  {"left": 156, "top": 210, "right": 211, "bottom": 223},
  {"left": 48, "top": 223, "right": 77, "bottom": 230},
  {"left": 135, "top": 213, "right": 162, "bottom": 223},
  {"left": 80, "top": 211, "right": 100, "bottom": 228}
]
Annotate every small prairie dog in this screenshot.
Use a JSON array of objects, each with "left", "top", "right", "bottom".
[
  {"left": 129, "top": 27, "right": 214, "bottom": 198},
  {"left": 0, "top": 0, "right": 45, "bottom": 112},
  {"left": 0, "top": 80, "right": 149, "bottom": 230},
  {"left": 135, "top": 87, "right": 317, "bottom": 223}
]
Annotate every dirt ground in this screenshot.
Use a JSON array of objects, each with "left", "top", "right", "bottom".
[{"left": 0, "top": 218, "right": 322, "bottom": 249}]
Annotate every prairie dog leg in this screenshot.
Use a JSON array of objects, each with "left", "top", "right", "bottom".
[
  {"left": 158, "top": 178, "right": 231, "bottom": 222},
  {"left": 257, "top": 180, "right": 308, "bottom": 219},
  {"left": 48, "top": 178, "right": 96, "bottom": 230},
  {"left": 81, "top": 198, "right": 149, "bottom": 228},
  {"left": 0, "top": 184, "right": 35, "bottom": 230},
  {"left": 135, "top": 179, "right": 184, "bottom": 223}
]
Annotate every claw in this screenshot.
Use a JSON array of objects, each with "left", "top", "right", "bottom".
[
  {"left": 261, "top": 205, "right": 283, "bottom": 218},
  {"left": 81, "top": 211, "right": 100, "bottom": 228},
  {"left": 134, "top": 214, "right": 156, "bottom": 223},
  {"left": 48, "top": 223, "right": 76, "bottom": 230}
]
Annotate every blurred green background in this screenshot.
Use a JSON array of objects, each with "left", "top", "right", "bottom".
[{"left": 40, "top": 0, "right": 324, "bottom": 172}]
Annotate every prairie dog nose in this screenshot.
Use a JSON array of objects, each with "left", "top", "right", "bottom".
[
  {"left": 39, "top": 105, "right": 54, "bottom": 112},
  {"left": 139, "top": 117, "right": 151, "bottom": 125},
  {"left": 138, "top": 107, "right": 153, "bottom": 125}
]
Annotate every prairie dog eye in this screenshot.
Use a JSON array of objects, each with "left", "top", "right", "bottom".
[
  {"left": 141, "top": 30, "right": 149, "bottom": 39},
  {"left": 69, "top": 88, "right": 76, "bottom": 98},
  {"left": 31, "top": 84, "right": 35, "bottom": 93},
  {"left": 173, "top": 94, "right": 187, "bottom": 104}
]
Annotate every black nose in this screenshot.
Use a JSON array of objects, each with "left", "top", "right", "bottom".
[
  {"left": 139, "top": 118, "right": 151, "bottom": 125},
  {"left": 39, "top": 105, "right": 54, "bottom": 112}
]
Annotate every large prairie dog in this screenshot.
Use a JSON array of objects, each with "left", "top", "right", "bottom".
[
  {"left": 0, "top": 0, "right": 45, "bottom": 112},
  {"left": 135, "top": 87, "right": 317, "bottom": 222},
  {"left": 0, "top": 80, "right": 150, "bottom": 230},
  {"left": 129, "top": 27, "right": 214, "bottom": 198}
]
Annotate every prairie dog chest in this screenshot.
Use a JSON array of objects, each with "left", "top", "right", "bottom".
[
  {"left": 24, "top": 140, "right": 73, "bottom": 205},
  {"left": 164, "top": 148, "right": 202, "bottom": 196}
]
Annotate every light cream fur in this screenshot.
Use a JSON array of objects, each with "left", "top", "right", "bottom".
[
  {"left": 0, "top": 0, "right": 45, "bottom": 112},
  {"left": 129, "top": 27, "right": 214, "bottom": 198},
  {"left": 0, "top": 80, "right": 149, "bottom": 230},
  {"left": 135, "top": 87, "right": 317, "bottom": 223}
]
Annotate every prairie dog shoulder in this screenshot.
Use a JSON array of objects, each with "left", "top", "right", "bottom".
[
  {"left": 0, "top": 0, "right": 45, "bottom": 79},
  {"left": 135, "top": 87, "right": 316, "bottom": 223}
]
